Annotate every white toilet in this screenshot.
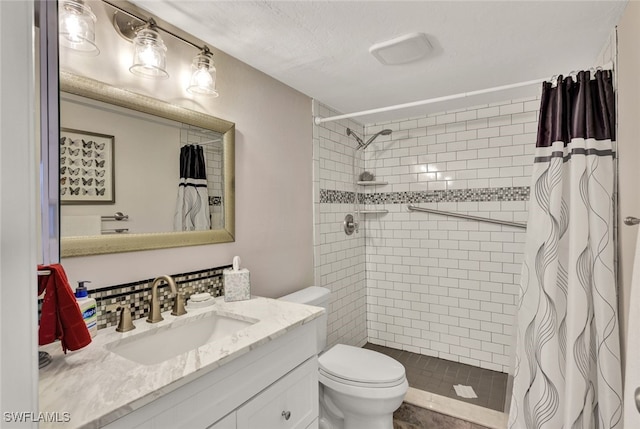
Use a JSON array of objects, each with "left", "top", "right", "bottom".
[{"left": 280, "top": 286, "right": 408, "bottom": 429}]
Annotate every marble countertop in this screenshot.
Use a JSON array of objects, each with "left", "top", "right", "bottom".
[{"left": 38, "top": 296, "right": 324, "bottom": 429}]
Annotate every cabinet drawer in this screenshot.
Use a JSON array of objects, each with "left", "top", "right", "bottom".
[{"left": 237, "top": 357, "right": 318, "bottom": 429}]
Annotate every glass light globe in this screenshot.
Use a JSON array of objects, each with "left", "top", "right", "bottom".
[
  {"left": 187, "top": 51, "right": 219, "bottom": 96},
  {"left": 58, "top": 0, "right": 99, "bottom": 55},
  {"left": 129, "top": 28, "right": 169, "bottom": 79}
]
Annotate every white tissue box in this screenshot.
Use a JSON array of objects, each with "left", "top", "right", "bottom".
[{"left": 223, "top": 268, "right": 251, "bottom": 302}]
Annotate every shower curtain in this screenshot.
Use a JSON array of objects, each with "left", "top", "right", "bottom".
[
  {"left": 509, "top": 70, "right": 622, "bottom": 429},
  {"left": 174, "top": 144, "right": 211, "bottom": 231}
]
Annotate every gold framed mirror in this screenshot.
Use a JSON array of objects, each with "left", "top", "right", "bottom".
[{"left": 59, "top": 71, "right": 235, "bottom": 257}]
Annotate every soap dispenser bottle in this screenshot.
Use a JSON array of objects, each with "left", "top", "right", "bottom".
[{"left": 75, "top": 281, "right": 97, "bottom": 337}]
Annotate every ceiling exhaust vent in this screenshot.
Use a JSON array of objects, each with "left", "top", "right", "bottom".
[{"left": 369, "top": 32, "right": 432, "bottom": 66}]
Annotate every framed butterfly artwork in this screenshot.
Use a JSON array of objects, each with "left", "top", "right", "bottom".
[{"left": 60, "top": 128, "right": 115, "bottom": 204}]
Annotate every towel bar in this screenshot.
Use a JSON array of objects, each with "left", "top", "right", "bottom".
[
  {"left": 101, "top": 212, "right": 128, "bottom": 221},
  {"left": 102, "top": 228, "right": 129, "bottom": 234}
]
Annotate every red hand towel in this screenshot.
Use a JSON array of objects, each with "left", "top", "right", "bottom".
[{"left": 38, "top": 264, "right": 92, "bottom": 353}]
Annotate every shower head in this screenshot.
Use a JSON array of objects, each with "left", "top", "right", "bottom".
[
  {"left": 346, "top": 128, "right": 392, "bottom": 150},
  {"left": 346, "top": 128, "right": 364, "bottom": 147},
  {"left": 360, "top": 129, "right": 393, "bottom": 150}
]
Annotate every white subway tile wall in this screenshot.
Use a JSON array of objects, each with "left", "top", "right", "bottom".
[
  {"left": 362, "top": 97, "right": 539, "bottom": 372},
  {"left": 313, "top": 101, "right": 368, "bottom": 348}
]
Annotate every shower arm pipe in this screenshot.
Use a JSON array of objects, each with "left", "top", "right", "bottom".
[
  {"left": 407, "top": 204, "right": 527, "bottom": 229},
  {"left": 313, "top": 62, "right": 614, "bottom": 125}
]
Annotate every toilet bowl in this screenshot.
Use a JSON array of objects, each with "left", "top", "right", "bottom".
[{"left": 280, "top": 287, "right": 408, "bottom": 429}]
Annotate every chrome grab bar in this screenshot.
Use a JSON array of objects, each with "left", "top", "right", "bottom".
[
  {"left": 407, "top": 204, "right": 527, "bottom": 229},
  {"left": 624, "top": 216, "right": 640, "bottom": 226},
  {"left": 101, "top": 228, "right": 129, "bottom": 234},
  {"left": 101, "top": 212, "right": 128, "bottom": 221}
]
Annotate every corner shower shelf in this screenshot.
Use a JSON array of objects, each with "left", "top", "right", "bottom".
[
  {"left": 357, "top": 209, "right": 389, "bottom": 215},
  {"left": 357, "top": 181, "right": 388, "bottom": 186}
]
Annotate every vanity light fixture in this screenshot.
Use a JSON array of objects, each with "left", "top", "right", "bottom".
[
  {"left": 58, "top": 0, "right": 100, "bottom": 55},
  {"left": 113, "top": 12, "right": 169, "bottom": 79},
  {"left": 187, "top": 47, "right": 219, "bottom": 97},
  {"left": 129, "top": 20, "right": 169, "bottom": 80},
  {"left": 112, "top": 8, "right": 218, "bottom": 90}
]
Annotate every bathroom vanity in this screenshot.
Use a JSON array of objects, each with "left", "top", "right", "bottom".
[{"left": 38, "top": 297, "right": 323, "bottom": 429}]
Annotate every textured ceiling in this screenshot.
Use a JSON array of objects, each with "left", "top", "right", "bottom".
[{"left": 132, "top": 1, "right": 628, "bottom": 123}]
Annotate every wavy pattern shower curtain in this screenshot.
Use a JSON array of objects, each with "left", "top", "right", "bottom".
[
  {"left": 509, "top": 70, "right": 622, "bottom": 429},
  {"left": 174, "top": 144, "right": 211, "bottom": 231}
]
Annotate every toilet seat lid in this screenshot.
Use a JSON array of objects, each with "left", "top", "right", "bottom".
[{"left": 318, "top": 344, "right": 406, "bottom": 385}]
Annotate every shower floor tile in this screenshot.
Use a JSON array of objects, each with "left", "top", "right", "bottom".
[{"left": 364, "top": 343, "right": 508, "bottom": 412}]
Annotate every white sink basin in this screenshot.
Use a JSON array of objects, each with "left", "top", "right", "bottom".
[{"left": 105, "top": 311, "right": 257, "bottom": 365}]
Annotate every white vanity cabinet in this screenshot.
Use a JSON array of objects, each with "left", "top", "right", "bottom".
[
  {"left": 103, "top": 319, "right": 319, "bottom": 429},
  {"left": 236, "top": 357, "right": 318, "bottom": 429},
  {"left": 207, "top": 357, "right": 318, "bottom": 429},
  {"left": 207, "top": 413, "right": 236, "bottom": 429}
]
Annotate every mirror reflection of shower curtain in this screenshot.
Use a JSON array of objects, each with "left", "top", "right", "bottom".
[
  {"left": 174, "top": 145, "right": 211, "bottom": 231},
  {"left": 509, "top": 70, "right": 622, "bottom": 429}
]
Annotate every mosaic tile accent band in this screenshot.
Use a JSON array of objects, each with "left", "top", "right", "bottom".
[
  {"left": 39, "top": 265, "right": 230, "bottom": 331},
  {"left": 320, "top": 186, "right": 530, "bottom": 204},
  {"left": 319, "top": 189, "right": 359, "bottom": 204}
]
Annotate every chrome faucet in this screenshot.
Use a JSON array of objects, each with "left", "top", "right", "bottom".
[{"left": 147, "top": 275, "right": 187, "bottom": 323}]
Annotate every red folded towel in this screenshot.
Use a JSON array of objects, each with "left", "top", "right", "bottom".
[{"left": 38, "top": 264, "right": 92, "bottom": 353}]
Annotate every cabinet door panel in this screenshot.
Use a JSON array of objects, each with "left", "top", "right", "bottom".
[
  {"left": 206, "top": 412, "right": 236, "bottom": 429},
  {"left": 237, "top": 358, "right": 318, "bottom": 429}
]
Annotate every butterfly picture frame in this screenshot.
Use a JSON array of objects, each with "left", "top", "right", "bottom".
[{"left": 60, "top": 128, "right": 115, "bottom": 204}]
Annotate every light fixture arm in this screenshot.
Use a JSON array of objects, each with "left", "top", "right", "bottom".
[
  {"left": 108, "top": 1, "right": 206, "bottom": 52},
  {"left": 105, "top": 0, "right": 218, "bottom": 93},
  {"left": 195, "top": 46, "right": 214, "bottom": 66}
]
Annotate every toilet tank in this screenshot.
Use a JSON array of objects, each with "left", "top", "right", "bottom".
[{"left": 279, "top": 286, "right": 329, "bottom": 353}]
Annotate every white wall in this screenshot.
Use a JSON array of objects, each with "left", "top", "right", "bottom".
[
  {"left": 0, "top": 0, "right": 38, "bottom": 425},
  {"left": 617, "top": 1, "right": 640, "bottom": 371},
  {"left": 363, "top": 98, "right": 537, "bottom": 372},
  {"left": 59, "top": 1, "right": 314, "bottom": 298}
]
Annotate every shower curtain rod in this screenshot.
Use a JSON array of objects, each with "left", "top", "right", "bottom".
[
  {"left": 181, "top": 139, "right": 222, "bottom": 147},
  {"left": 313, "top": 61, "right": 614, "bottom": 125}
]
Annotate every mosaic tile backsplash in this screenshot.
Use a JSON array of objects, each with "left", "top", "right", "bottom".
[{"left": 39, "top": 265, "right": 230, "bottom": 331}]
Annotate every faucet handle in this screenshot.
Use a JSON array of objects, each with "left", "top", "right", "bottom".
[
  {"left": 171, "top": 292, "right": 187, "bottom": 316},
  {"left": 115, "top": 305, "right": 136, "bottom": 332}
]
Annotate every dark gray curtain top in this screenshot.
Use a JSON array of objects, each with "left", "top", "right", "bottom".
[
  {"left": 536, "top": 69, "right": 615, "bottom": 147},
  {"left": 179, "top": 145, "right": 207, "bottom": 180}
]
